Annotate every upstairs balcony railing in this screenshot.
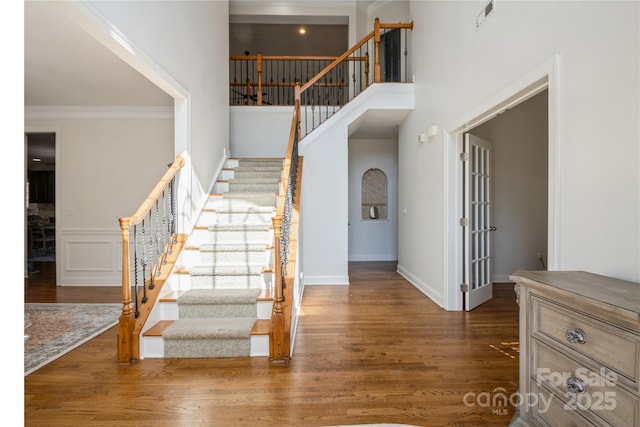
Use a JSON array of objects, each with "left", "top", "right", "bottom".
[{"left": 230, "top": 19, "right": 413, "bottom": 138}]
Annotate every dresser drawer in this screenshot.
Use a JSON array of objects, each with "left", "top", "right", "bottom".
[
  {"left": 531, "top": 295, "right": 640, "bottom": 388},
  {"left": 533, "top": 340, "right": 639, "bottom": 427},
  {"left": 530, "top": 382, "right": 597, "bottom": 427}
]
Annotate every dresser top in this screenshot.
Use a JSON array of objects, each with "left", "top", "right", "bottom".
[{"left": 510, "top": 270, "right": 640, "bottom": 314}]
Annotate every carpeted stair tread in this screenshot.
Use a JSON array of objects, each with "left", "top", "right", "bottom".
[
  {"left": 228, "top": 183, "right": 280, "bottom": 193},
  {"left": 163, "top": 317, "right": 255, "bottom": 358},
  {"left": 189, "top": 265, "right": 264, "bottom": 275},
  {"left": 230, "top": 176, "right": 281, "bottom": 182},
  {"left": 177, "top": 288, "right": 260, "bottom": 305},
  {"left": 210, "top": 192, "right": 277, "bottom": 207},
  {"left": 163, "top": 317, "right": 256, "bottom": 340},
  {"left": 199, "top": 243, "right": 267, "bottom": 253},
  {"left": 208, "top": 223, "right": 271, "bottom": 231},
  {"left": 235, "top": 160, "right": 283, "bottom": 167},
  {"left": 213, "top": 206, "right": 275, "bottom": 214}
]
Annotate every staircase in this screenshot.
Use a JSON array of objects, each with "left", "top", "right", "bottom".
[{"left": 140, "top": 158, "right": 283, "bottom": 358}]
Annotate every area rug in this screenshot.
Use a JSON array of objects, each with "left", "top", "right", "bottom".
[{"left": 24, "top": 303, "right": 121, "bottom": 376}]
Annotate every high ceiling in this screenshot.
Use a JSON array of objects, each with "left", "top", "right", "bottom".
[{"left": 24, "top": 1, "right": 173, "bottom": 108}]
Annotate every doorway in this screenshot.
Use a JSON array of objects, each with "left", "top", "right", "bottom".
[
  {"left": 462, "top": 90, "right": 549, "bottom": 310},
  {"left": 26, "top": 133, "right": 56, "bottom": 278},
  {"left": 445, "top": 65, "right": 557, "bottom": 312},
  {"left": 348, "top": 138, "right": 398, "bottom": 261}
]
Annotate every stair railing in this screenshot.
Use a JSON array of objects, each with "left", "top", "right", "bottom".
[
  {"left": 270, "top": 97, "right": 301, "bottom": 362},
  {"left": 299, "top": 18, "right": 413, "bottom": 137},
  {"left": 229, "top": 18, "right": 414, "bottom": 113},
  {"left": 117, "top": 155, "right": 186, "bottom": 363},
  {"left": 269, "top": 19, "right": 414, "bottom": 362},
  {"left": 230, "top": 53, "right": 347, "bottom": 106}
]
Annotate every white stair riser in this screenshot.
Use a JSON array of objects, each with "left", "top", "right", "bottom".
[
  {"left": 225, "top": 159, "right": 239, "bottom": 168},
  {"left": 161, "top": 301, "right": 179, "bottom": 320},
  {"left": 219, "top": 169, "right": 234, "bottom": 180},
  {"left": 197, "top": 211, "right": 217, "bottom": 224},
  {"left": 250, "top": 335, "right": 269, "bottom": 357},
  {"left": 257, "top": 300, "right": 273, "bottom": 319},
  {"left": 214, "top": 181, "right": 229, "bottom": 193}
]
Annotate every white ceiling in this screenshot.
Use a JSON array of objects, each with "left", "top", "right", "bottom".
[{"left": 24, "top": 1, "right": 173, "bottom": 108}]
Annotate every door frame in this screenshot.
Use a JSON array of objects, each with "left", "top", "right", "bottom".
[
  {"left": 25, "top": 125, "right": 61, "bottom": 286},
  {"left": 443, "top": 54, "right": 561, "bottom": 311}
]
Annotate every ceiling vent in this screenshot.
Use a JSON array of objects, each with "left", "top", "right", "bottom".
[{"left": 476, "top": 0, "right": 495, "bottom": 29}]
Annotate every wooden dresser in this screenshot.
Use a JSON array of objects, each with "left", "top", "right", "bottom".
[{"left": 509, "top": 271, "right": 640, "bottom": 427}]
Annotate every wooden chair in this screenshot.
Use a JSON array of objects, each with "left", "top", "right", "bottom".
[{"left": 28, "top": 215, "right": 55, "bottom": 254}]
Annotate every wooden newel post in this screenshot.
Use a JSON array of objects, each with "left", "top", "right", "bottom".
[
  {"left": 294, "top": 82, "right": 301, "bottom": 104},
  {"left": 257, "top": 51, "right": 263, "bottom": 105},
  {"left": 374, "top": 18, "right": 381, "bottom": 83},
  {"left": 270, "top": 216, "right": 287, "bottom": 362},
  {"left": 117, "top": 218, "right": 135, "bottom": 363}
]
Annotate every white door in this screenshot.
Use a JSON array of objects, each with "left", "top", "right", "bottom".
[{"left": 463, "top": 133, "right": 493, "bottom": 310}]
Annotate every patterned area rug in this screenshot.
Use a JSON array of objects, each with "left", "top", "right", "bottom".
[{"left": 24, "top": 303, "right": 121, "bottom": 376}]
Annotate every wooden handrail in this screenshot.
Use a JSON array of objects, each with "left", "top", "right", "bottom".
[
  {"left": 127, "top": 155, "right": 185, "bottom": 226},
  {"left": 230, "top": 54, "right": 342, "bottom": 61},
  {"left": 300, "top": 19, "right": 414, "bottom": 92},
  {"left": 117, "top": 154, "right": 185, "bottom": 363},
  {"left": 300, "top": 30, "right": 375, "bottom": 92}
]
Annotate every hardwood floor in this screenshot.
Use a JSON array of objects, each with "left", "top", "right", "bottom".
[
  {"left": 24, "top": 261, "right": 519, "bottom": 426},
  {"left": 25, "top": 261, "right": 122, "bottom": 303}
]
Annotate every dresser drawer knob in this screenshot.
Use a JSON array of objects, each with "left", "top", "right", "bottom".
[
  {"left": 567, "top": 377, "right": 587, "bottom": 394},
  {"left": 566, "top": 328, "right": 587, "bottom": 344}
]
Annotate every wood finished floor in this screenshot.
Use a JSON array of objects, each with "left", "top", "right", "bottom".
[{"left": 24, "top": 261, "right": 519, "bottom": 426}]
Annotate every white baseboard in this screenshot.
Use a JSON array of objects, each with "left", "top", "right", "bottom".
[
  {"left": 492, "top": 274, "right": 513, "bottom": 283},
  {"left": 396, "top": 264, "right": 444, "bottom": 308},
  {"left": 303, "top": 275, "right": 350, "bottom": 285},
  {"left": 348, "top": 254, "right": 397, "bottom": 261}
]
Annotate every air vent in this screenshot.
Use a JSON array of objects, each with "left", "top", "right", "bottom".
[{"left": 476, "top": 0, "right": 495, "bottom": 29}]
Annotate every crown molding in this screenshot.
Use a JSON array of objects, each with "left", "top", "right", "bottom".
[{"left": 25, "top": 106, "right": 174, "bottom": 119}]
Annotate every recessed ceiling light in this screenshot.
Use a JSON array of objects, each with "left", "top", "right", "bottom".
[{"left": 298, "top": 26, "right": 306, "bottom": 35}]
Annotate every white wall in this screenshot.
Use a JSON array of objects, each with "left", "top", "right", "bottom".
[
  {"left": 230, "top": 106, "right": 293, "bottom": 158},
  {"left": 398, "top": 1, "right": 640, "bottom": 309},
  {"left": 88, "top": 0, "right": 230, "bottom": 228},
  {"left": 471, "top": 91, "right": 548, "bottom": 282},
  {"left": 300, "top": 84, "right": 413, "bottom": 285},
  {"left": 348, "top": 138, "right": 398, "bottom": 261},
  {"left": 25, "top": 111, "right": 174, "bottom": 285},
  {"left": 367, "top": 0, "right": 410, "bottom": 24}
]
